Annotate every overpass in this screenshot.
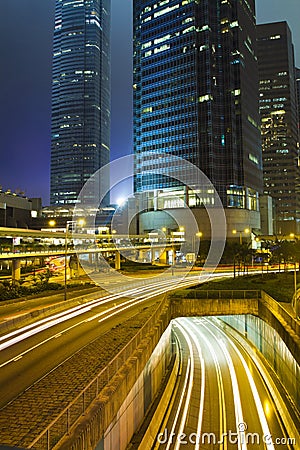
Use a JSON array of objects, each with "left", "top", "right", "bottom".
[
  {"left": 0, "top": 227, "right": 180, "bottom": 281},
  {"left": 0, "top": 283, "right": 298, "bottom": 450}
]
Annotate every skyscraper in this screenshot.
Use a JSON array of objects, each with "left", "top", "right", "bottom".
[
  {"left": 257, "top": 22, "right": 300, "bottom": 234},
  {"left": 296, "top": 67, "right": 300, "bottom": 130},
  {"left": 133, "top": 0, "right": 262, "bottom": 215},
  {"left": 50, "top": 0, "right": 111, "bottom": 206}
]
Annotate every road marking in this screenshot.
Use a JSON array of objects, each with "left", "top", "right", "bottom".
[
  {"left": 189, "top": 318, "right": 227, "bottom": 450},
  {"left": 178, "top": 319, "right": 206, "bottom": 450},
  {"left": 169, "top": 320, "right": 196, "bottom": 450}
]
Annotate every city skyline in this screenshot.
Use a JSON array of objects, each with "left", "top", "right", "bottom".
[{"left": 0, "top": 0, "right": 299, "bottom": 205}]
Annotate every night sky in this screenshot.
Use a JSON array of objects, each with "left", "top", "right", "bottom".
[{"left": 0, "top": 0, "right": 299, "bottom": 205}]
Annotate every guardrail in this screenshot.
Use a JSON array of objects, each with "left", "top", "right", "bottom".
[
  {"left": 28, "top": 295, "right": 170, "bottom": 450},
  {"left": 0, "top": 243, "right": 176, "bottom": 259},
  {"left": 172, "top": 289, "right": 261, "bottom": 300}
]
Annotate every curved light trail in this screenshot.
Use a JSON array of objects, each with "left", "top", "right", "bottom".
[{"left": 154, "top": 317, "right": 295, "bottom": 450}]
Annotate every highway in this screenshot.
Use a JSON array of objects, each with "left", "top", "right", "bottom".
[
  {"left": 154, "top": 317, "right": 296, "bottom": 450},
  {"left": 0, "top": 274, "right": 213, "bottom": 409}
]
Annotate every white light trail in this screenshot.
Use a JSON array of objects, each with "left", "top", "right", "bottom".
[
  {"left": 207, "top": 319, "right": 275, "bottom": 450},
  {"left": 0, "top": 276, "right": 201, "bottom": 367},
  {"left": 190, "top": 318, "right": 227, "bottom": 450}
]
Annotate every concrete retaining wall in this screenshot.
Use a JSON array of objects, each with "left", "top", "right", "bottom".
[
  {"left": 170, "top": 294, "right": 299, "bottom": 365},
  {"left": 57, "top": 301, "right": 172, "bottom": 450},
  {"left": 57, "top": 291, "right": 299, "bottom": 450},
  {"left": 136, "top": 339, "right": 179, "bottom": 450},
  {"left": 259, "top": 292, "right": 300, "bottom": 365},
  {"left": 170, "top": 297, "right": 259, "bottom": 318}
]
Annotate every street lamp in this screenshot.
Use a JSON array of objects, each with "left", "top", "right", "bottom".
[
  {"left": 48, "top": 219, "right": 56, "bottom": 228},
  {"left": 232, "top": 228, "right": 250, "bottom": 245},
  {"left": 64, "top": 219, "right": 85, "bottom": 301},
  {"left": 192, "top": 231, "right": 203, "bottom": 254}
]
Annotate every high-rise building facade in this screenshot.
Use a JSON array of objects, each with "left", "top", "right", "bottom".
[
  {"left": 296, "top": 67, "right": 300, "bottom": 130},
  {"left": 50, "top": 0, "right": 111, "bottom": 206},
  {"left": 133, "top": 0, "right": 262, "bottom": 213},
  {"left": 257, "top": 22, "right": 300, "bottom": 234}
]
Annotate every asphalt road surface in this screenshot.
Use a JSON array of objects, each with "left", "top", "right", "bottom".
[
  {"left": 154, "top": 317, "right": 296, "bottom": 450},
  {"left": 0, "top": 275, "right": 205, "bottom": 408}
]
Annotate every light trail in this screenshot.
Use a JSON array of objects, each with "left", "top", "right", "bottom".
[
  {"left": 189, "top": 318, "right": 227, "bottom": 450},
  {"left": 176, "top": 319, "right": 206, "bottom": 450},
  {"left": 0, "top": 276, "right": 197, "bottom": 350},
  {"left": 0, "top": 270, "right": 232, "bottom": 347},
  {"left": 171, "top": 322, "right": 195, "bottom": 450},
  {"left": 0, "top": 276, "right": 202, "bottom": 368},
  {"left": 164, "top": 357, "right": 192, "bottom": 450},
  {"left": 216, "top": 337, "right": 248, "bottom": 450},
  {"left": 207, "top": 319, "right": 276, "bottom": 450}
]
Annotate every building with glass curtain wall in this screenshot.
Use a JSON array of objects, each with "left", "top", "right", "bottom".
[
  {"left": 133, "top": 0, "right": 263, "bottom": 217},
  {"left": 257, "top": 22, "right": 300, "bottom": 234},
  {"left": 50, "top": 0, "right": 110, "bottom": 206}
]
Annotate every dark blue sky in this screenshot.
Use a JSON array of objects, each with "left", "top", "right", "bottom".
[{"left": 0, "top": 0, "right": 299, "bottom": 205}]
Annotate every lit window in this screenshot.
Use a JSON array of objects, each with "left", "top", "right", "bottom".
[
  {"left": 154, "top": 4, "right": 179, "bottom": 18},
  {"left": 198, "top": 94, "right": 213, "bottom": 103}
]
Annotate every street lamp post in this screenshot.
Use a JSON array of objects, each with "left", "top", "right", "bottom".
[
  {"left": 232, "top": 228, "right": 250, "bottom": 275},
  {"left": 64, "top": 221, "right": 71, "bottom": 301},
  {"left": 192, "top": 231, "right": 203, "bottom": 259},
  {"left": 64, "top": 219, "right": 85, "bottom": 301},
  {"left": 232, "top": 228, "right": 250, "bottom": 245}
]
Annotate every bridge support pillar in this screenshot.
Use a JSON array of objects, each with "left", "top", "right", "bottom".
[
  {"left": 151, "top": 248, "right": 156, "bottom": 265},
  {"left": 12, "top": 259, "right": 21, "bottom": 282},
  {"left": 159, "top": 250, "right": 167, "bottom": 265},
  {"left": 139, "top": 250, "right": 146, "bottom": 262},
  {"left": 115, "top": 251, "right": 121, "bottom": 270},
  {"left": 172, "top": 248, "right": 176, "bottom": 265}
]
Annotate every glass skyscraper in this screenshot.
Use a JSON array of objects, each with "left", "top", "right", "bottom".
[
  {"left": 258, "top": 22, "right": 300, "bottom": 234},
  {"left": 50, "top": 0, "right": 110, "bottom": 206},
  {"left": 133, "top": 0, "right": 262, "bottom": 211}
]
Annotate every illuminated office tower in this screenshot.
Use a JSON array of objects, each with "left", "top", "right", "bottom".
[
  {"left": 257, "top": 22, "right": 300, "bottom": 234},
  {"left": 50, "top": 0, "right": 110, "bottom": 206},
  {"left": 133, "top": 0, "right": 262, "bottom": 213},
  {"left": 296, "top": 68, "right": 300, "bottom": 130}
]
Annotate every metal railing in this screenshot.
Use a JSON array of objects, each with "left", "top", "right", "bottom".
[
  {"left": 0, "top": 243, "right": 175, "bottom": 259},
  {"left": 172, "top": 289, "right": 261, "bottom": 300},
  {"left": 28, "top": 296, "right": 170, "bottom": 450}
]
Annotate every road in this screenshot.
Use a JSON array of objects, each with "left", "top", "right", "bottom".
[
  {"left": 0, "top": 274, "right": 215, "bottom": 409},
  {"left": 153, "top": 317, "right": 296, "bottom": 449}
]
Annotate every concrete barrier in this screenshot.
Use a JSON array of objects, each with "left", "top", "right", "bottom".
[
  {"left": 259, "top": 292, "right": 300, "bottom": 365},
  {"left": 135, "top": 343, "right": 179, "bottom": 449},
  {"left": 58, "top": 300, "right": 172, "bottom": 450}
]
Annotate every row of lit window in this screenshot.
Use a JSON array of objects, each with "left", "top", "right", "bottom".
[
  {"left": 260, "top": 73, "right": 288, "bottom": 84},
  {"left": 260, "top": 97, "right": 287, "bottom": 102},
  {"left": 260, "top": 104, "right": 285, "bottom": 110}
]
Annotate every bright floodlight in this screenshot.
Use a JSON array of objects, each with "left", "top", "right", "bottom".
[{"left": 116, "top": 197, "right": 126, "bottom": 206}]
